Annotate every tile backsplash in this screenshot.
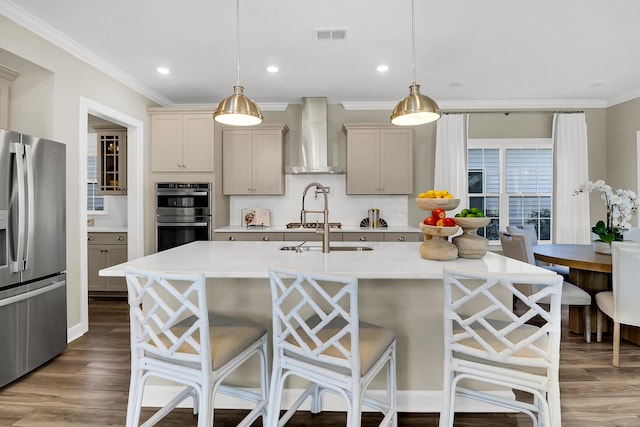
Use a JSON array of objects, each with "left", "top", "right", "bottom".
[{"left": 229, "top": 175, "right": 408, "bottom": 227}]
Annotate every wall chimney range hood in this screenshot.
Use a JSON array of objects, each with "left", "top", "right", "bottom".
[{"left": 285, "top": 97, "right": 343, "bottom": 174}]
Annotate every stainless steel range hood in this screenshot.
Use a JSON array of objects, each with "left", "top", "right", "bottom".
[{"left": 285, "top": 97, "right": 343, "bottom": 174}]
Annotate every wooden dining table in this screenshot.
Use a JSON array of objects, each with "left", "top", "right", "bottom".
[{"left": 533, "top": 243, "right": 640, "bottom": 345}]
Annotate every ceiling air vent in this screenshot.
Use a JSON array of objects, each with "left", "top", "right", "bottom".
[{"left": 314, "top": 28, "right": 348, "bottom": 41}]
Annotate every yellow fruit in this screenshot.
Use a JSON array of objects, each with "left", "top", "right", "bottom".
[
  {"left": 418, "top": 192, "right": 427, "bottom": 198},
  {"left": 425, "top": 190, "right": 436, "bottom": 198},
  {"left": 444, "top": 194, "right": 454, "bottom": 199}
]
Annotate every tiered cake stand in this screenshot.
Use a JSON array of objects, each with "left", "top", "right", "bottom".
[
  {"left": 416, "top": 198, "right": 460, "bottom": 261},
  {"left": 452, "top": 216, "right": 491, "bottom": 258}
]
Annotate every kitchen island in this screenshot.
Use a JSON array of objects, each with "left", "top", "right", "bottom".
[{"left": 100, "top": 240, "right": 551, "bottom": 412}]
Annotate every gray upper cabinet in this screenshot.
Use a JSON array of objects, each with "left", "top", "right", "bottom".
[
  {"left": 222, "top": 124, "right": 288, "bottom": 195},
  {"left": 149, "top": 108, "right": 215, "bottom": 172},
  {"left": 343, "top": 123, "right": 413, "bottom": 195}
]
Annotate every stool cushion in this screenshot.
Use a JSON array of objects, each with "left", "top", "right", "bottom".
[
  {"left": 286, "top": 315, "right": 396, "bottom": 375},
  {"left": 168, "top": 313, "right": 267, "bottom": 370}
]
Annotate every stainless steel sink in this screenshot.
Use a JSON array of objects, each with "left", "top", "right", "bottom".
[{"left": 279, "top": 245, "right": 373, "bottom": 252}]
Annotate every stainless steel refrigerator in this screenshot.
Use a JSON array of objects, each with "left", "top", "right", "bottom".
[{"left": 0, "top": 129, "right": 67, "bottom": 388}]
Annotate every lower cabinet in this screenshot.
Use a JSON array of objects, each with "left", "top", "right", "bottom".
[
  {"left": 88, "top": 232, "right": 128, "bottom": 293},
  {"left": 213, "top": 232, "right": 284, "bottom": 242},
  {"left": 342, "top": 232, "right": 384, "bottom": 243},
  {"left": 383, "top": 232, "right": 422, "bottom": 242},
  {"left": 213, "top": 231, "right": 420, "bottom": 242}
]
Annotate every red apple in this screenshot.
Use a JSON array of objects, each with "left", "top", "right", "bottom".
[
  {"left": 443, "top": 217, "right": 456, "bottom": 227},
  {"left": 436, "top": 218, "right": 445, "bottom": 227},
  {"left": 423, "top": 216, "right": 437, "bottom": 226},
  {"left": 432, "top": 208, "right": 446, "bottom": 219}
]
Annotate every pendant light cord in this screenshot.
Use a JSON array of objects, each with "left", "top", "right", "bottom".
[
  {"left": 411, "top": 0, "right": 416, "bottom": 84},
  {"left": 235, "top": 0, "right": 241, "bottom": 86}
]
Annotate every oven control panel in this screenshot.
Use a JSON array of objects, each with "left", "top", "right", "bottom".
[{"left": 156, "top": 182, "right": 210, "bottom": 190}]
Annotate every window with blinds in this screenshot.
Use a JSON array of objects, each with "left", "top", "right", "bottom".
[{"left": 467, "top": 139, "right": 553, "bottom": 243}]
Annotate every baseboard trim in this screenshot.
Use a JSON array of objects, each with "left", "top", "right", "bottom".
[
  {"left": 67, "top": 322, "right": 87, "bottom": 343},
  {"left": 142, "top": 385, "right": 515, "bottom": 413}
]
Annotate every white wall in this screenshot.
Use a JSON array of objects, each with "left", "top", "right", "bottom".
[
  {"left": 229, "top": 174, "right": 409, "bottom": 227},
  {"left": 0, "top": 15, "right": 157, "bottom": 331}
]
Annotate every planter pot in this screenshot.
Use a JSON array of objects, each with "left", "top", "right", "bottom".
[{"left": 592, "top": 240, "right": 612, "bottom": 255}]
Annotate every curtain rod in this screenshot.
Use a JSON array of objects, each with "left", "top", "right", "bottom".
[{"left": 443, "top": 110, "right": 585, "bottom": 115}]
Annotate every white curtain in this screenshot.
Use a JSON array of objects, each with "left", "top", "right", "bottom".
[
  {"left": 434, "top": 114, "right": 468, "bottom": 215},
  {"left": 553, "top": 112, "right": 590, "bottom": 244}
]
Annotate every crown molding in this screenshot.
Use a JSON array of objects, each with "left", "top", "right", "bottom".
[
  {"left": 606, "top": 88, "right": 640, "bottom": 108},
  {"left": 0, "top": 0, "right": 174, "bottom": 106},
  {"left": 342, "top": 98, "right": 609, "bottom": 111},
  {"left": 341, "top": 101, "right": 397, "bottom": 110},
  {"left": 164, "top": 102, "right": 289, "bottom": 111},
  {"left": 0, "top": 63, "right": 20, "bottom": 80}
]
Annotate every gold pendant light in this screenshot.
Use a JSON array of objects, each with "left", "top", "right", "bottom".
[
  {"left": 390, "top": 0, "right": 441, "bottom": 126},
  {"left": 213, "top": 0, "right": 263, "bottom": 126}
]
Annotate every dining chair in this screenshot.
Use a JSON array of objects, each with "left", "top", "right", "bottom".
[
  {"left": 596, "top": 241, "right": 640, "bottom": 367},
  {"left": 499, "top": 231, "right": 593, "bottom": 343},
  {"left": 266, "top": 264, "right": 397, "bottom": 427},
  {"left": 124, "top": 267, "right": 269, "bottom": 427},
  {"left": 440, "top": 265, "right": 564, "bottom": 427},
  {"left": 506, "top": 224, "right": 570, "bottom": 279}
]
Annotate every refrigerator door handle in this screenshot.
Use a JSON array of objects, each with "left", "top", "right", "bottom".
[
  {"left": 9, "top": 142, "right": 26, "bottom": 273},
  {"left": 0, "top": 280, "right": 66, "bottom": 308},
  {"left": 23, "top": 144, "right": 35, "bottom": 271}
]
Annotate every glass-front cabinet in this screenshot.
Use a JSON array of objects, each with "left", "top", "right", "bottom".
[{"left": 96, "top": 126, "right": 127, "bottom": 195}]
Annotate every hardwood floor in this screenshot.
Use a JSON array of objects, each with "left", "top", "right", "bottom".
[{"left": 1, "top": 298, "right": 639, "bottom": 426}]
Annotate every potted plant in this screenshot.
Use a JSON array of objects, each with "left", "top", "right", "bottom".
[{"left": 575, "top": 180, "right": 640, "bottom": 253}]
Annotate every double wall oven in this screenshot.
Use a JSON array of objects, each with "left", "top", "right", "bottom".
[{"left": 155, "top": 183, "right": 211, "bottom": 252}]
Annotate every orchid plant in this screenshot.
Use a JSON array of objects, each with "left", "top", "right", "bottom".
[{"left": 574, "top": 179, "right": 640, "bottom": 243}]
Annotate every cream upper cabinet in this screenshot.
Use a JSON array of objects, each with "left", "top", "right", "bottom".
[
  {"left": 222, "top": 124, "right": 288, "bottom": 195},
  {"left": 343, "top": 123, "right": 413, "bottom": 195},
  {"left": 149, "top": 108, "right": 214, "bottom": 172}
]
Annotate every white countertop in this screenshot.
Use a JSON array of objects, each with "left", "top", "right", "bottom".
[
  {"left": 100, "top": 240, "right": 548, "bottom": 279},
  {"left": 214, "top": 225, "right": 421, "bottom": 233}
]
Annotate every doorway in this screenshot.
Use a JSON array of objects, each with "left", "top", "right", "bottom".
[{"left": 72, "top": 97, "right": 144, "bottom": 340}]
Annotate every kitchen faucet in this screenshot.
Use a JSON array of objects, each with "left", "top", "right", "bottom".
[{"left": 300, "top": 182, "right": 330, "bottom": 253}]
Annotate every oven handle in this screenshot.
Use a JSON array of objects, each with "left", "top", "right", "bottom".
[
  {"left": 156, "top": 222, "right": 210, "bottom": 227},
  {"left": 155, "top": 191, "right": 209, "bottom": 197}
]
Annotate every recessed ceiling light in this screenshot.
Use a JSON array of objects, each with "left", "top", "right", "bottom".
[
  {"left": 377, "top": 65, "right": 389, "bottom": 72},
  {"left": 156, "top": 67, "right": 171, "bottom": 75},
  {"left": 266, "top": 66, "right": 279, "bottom": 73}
]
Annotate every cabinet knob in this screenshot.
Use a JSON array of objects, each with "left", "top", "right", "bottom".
[
  {"left": 359, "top": 236, "right": 367, "bottom": 241},
  {"left": 398, "top": 236, "right": 406, "bottom": 241},
  {"left": 116, "top": 236, "right": 125, "bottom": 241},
  {"left": 262, "top": 236, "right": 270, "bottom": 241},
  {"left": 229, "top": 236, "right": 236, "bottom": 241},
  {"left": 88, "top": 236, "right": 94, "bottom": 241}
]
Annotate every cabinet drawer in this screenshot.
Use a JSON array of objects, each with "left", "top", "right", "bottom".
[
  {"left": 214, "top": 232, "right": 284, "bottom": 242},
  {"left": 384, "top": 232, "right": 421, "bottom": 242},
  {"left": 342, "top": 232, "right": 384, "bottom": 242},
  {"left": 88, "top": 232, "right": 128, "bottom": 245}
]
